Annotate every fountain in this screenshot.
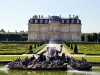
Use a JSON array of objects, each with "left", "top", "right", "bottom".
[
  {"left": 7, "top": 40, "right": 92, "bottom": 71},
  {"left": 7, "top": 40, "right": 68, "bottom": 70}
]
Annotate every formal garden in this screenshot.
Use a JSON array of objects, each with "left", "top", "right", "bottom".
[
  {"left": 63, "top": 41, "right": 100, "bottom": 55},
  {"left": 0, "top": 41, "right": 45, "bottom": 55},
  {"left": 63, "top": 41, "right": 100, "bottom": 62}
]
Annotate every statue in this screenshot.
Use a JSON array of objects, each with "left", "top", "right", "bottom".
[{"left": 40, "top": 44, "right": 63, "bottom": 61}]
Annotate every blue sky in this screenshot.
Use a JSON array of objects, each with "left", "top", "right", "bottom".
[{"left": 0, "top": 0, "right": 100, "bottom": 33}]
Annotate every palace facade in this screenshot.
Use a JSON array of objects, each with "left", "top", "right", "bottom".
[{"left": 28, "top": 15, "right": 82, "bottom": 41}]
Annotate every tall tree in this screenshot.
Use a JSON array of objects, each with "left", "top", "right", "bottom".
[{"left": 0, "top": 29, "right": 5, "bottom": 33}]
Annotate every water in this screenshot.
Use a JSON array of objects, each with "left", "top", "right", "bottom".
[{"left": 0, "top": 65, "right": 100, "bottom": 75}]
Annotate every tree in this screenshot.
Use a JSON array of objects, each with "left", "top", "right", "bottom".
[
  {"left": 37, "top": 42, "right": 39, "bottom": 47},
  {"left": 70, "top": 43, "right": 73, "bottom": 49},
  {"left": 29, "top": 45, "right": 33, "bottom": 53},
  {"left": 41, "top": 41, "right": 44, "bottom": 45},
  {"left": 67, "top": 43, "right": 70, "bottom": 47},
  {"left": 93, "top": 33, "right": 98, "bottom": 42},
  {"left": 0, "top": 29, "right": 5, "bottom": 33},
  {"left": 81, "top": 34, "right": 85, "bottom": 41},
  {"left": 74, "top": 44, "right": 78, "bottom": 54},
  {"left": 34, "top": 43, "right": 36, "bottom": 49}
]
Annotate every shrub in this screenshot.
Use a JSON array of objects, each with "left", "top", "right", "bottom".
[
  {"left": 29, "top": 45, "right": 33, "bottom": 53},
  {"left": 70, "top": 43, "right": 73, "bottom": 49},
  {"left": 74, "top": 44, "right": 78, "bottom": 54},
  {"left": 34, "top": 43, "right": 36, "bottom": 49},
  {"left": 37, "top": 42, "right": 39, "bottom": 47}
]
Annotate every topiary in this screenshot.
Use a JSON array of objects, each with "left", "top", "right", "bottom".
[
  {"left": 74, "top": 44, "right": 78, "bottom": 54},
  {"left": 29, "top": 45, "right": 33, "bottom": 53}
]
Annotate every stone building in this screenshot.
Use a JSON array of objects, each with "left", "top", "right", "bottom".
[{"left": 28, "top": 15, "right": 82, "bottom": 42}]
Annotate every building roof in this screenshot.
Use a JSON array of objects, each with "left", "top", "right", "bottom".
[{"left": 28, "top": 15, "right": 81, "bottom": 24}]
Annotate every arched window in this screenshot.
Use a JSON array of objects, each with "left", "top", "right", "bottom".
[
  {"left": 40, "top": 20, "right": 43, "bottom": 23},
  {"left": 62, "top": 20, "right": 64, "bottom": 23},
  {"left": 35, "top": 19, "right": 38, "bottom": 23},
  {"left": 77, "top": 20, "right": 79, "bottom": 23}
]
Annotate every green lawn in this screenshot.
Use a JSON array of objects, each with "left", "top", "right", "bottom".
[
  {"left": 32, "top": 44, "right": 46, "bottom": 53},
  {"left": 0, "top": 43, "right": 46, "bottom": 54},
  {"left": 0, "top": 56, "right": 29, "bottom": 60},
  {"left": 77, "top": 44, "right": 100, "bottom": 54},
  {"left": 0, "top": 56, "right": 99, "bottom": 62},
  {"left": 74, "top": 56, "right": 100, "bottom": 62},
  {"left": 63, "top": 43, "right": 100, "bottom": 54},
  {"left": 63, "top": 44, "right": 73, "bottom": 53}
]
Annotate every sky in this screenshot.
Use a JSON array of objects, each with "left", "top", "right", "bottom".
[{"left": 0, "top": 0, "right": 100, "bottom": 33}]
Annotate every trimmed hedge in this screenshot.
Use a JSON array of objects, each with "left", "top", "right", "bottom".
[
  {"left": 0, "top": 53, "right": 23, "bottom": 55},
  {"left": 86, "top": 54, "right": 100, "bottom": 55}
]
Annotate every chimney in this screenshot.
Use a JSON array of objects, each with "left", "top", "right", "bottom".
[
  {"left": 73, "top": 15, "right": 74, "bottom": 18},
  {"left": 75, "top": 15, "right": 79, "bottom": 19},
  {"left": 48, "top": 15, "right": 50, "bottom": 18},
  {"left": 60, "top": 15, "right": 61, "bottom": 18},
  {"left": 69, "top": 15, "right": 71, "bottom": 18},
  {"left": 41, "top": 15, "right": 43, "bottom": 18},
  {"left": 39, "top": 15, "right": 40, "bottom": 18}
]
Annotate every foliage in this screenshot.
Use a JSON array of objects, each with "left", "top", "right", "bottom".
[
  {"left": 0, "top": 42, "right": 45, "bottom": 54},
  {"left": 34, "top": 43, "right": 36, "bottom": 49},
  {"left": 70, "top": 43, "right": 73, "bottom": 49},
  {"left": 74, "top": 44, "right": 78, "bottom": 54},
  {"left": 75, "top": 57, "right": 100, "bottom": 62},
  {"left": 33, "top": 44, "right": 46, "bottom": 53},
  {"left": 81, "top": 33, "right": 100, "bottom": 42},
  {"left": 29, "top": 45, "right": 33, "bottom": 53},
  {"left": 63, "top": 44, "right": 73, "bottom": 53},
  {"left": 0, "top": 56, "right": 29, "bottom": 60},
  {"left": 37, "top": 42, "right": 39, "bottom": 47},
  {"left": 0, "top": 33, "right": 28, "bottom": 41},
  {"left": 77, "top": 44, "right": 100, "bottom": 54}
]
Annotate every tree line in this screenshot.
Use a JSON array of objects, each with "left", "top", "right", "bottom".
[
  {"left": 81, "top": 33, "right": 100, "bottom": 42},
  {"left": 0, "top": 33, "right": 28, "bottom": 41}
]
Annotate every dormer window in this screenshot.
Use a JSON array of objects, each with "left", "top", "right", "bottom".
[
  {"left": 40, "top": 20, "right": 43, "bottom": 23},
  {"left": 62, "top": 20, "right": 64, "bottom": 23},
  {"left": 66, "top": 20, "right": 69, "bottom": 23},
  {"left": 45, "top": 20, "right": 48, "bottom": 23},
  {"left": 72, "top": 20, "right": 74, "bottom": 24},
  {"left": 35, "top": 19, "right": 38, "bottom": 23},
  {"left": 77, "top": 20, "right": 79, "bottom": 23},
  {"left": 30, "top": 19, "right": 33, "bottom": 24}
]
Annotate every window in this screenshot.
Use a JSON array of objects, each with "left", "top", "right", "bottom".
[
  {"left": 40, "top": 20, "right": 43, "bottom": 23},
  {"left": 35, "top": 19, "right": 38, "bottom": 23},
  {"left": 30, "top": 19, "right": 33, "bottom": 24},
  {"left": 77, "top": 20, "right": 79, "bottom": 23},
  {"left": 62, "top": 20, "right": 64, "bottom": 23},
  {"left": 66, "top": 20, "right": 69, "bottom": 23},
  {"left": 45, "top": 20, "right": 48, "bottom": 23},
  {"left": 72, "top": 20, "right": 74, "bottom": 23}
]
